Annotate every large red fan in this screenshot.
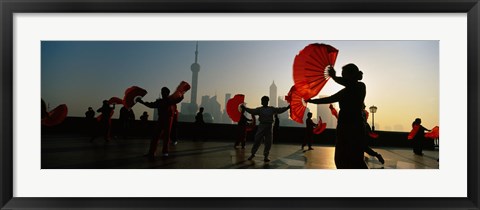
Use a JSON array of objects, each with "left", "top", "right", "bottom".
[
  {"left": 123, "top": 86, "right": 147, "bottom": 109},
  {"left": 226, "top": 94, "right": 245, "bottom": 122},
  {"left": 313, "top": 116, "right": 327, "bottom": 134},
  {"left": 41, "top": 104, "right": 68, "bottom": 126},
  {"left": 170, "top": 81, "right": 191, "bottom": 101},
  {"left": 108, "top": 97, "right": 124, "bottom": 105},
  {"left": 407, "top": 124, "right": 420, "bottom": 140},
  {"left": 285, "top": 86, "right": 306, "bottom": 124},
  {"left": 329, "top": 104, "right": 338, "bottom": 119},
  {"left": 425, "top": 126, "right": 439, "bottom": 139},
  {"left": 293, "top": 43, "right": 339, "bottom": 100}
]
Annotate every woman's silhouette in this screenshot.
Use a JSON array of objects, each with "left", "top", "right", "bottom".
[
  {"left": 307, "top": 64, "right": 367, "bottom": 169},
  {"left": 411, "top": 118, "right": 431, "bottom": 155}
]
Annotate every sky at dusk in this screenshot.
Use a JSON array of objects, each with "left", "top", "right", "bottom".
[{"left": 41, "top": 40, "right": 439, "bottom": 132}]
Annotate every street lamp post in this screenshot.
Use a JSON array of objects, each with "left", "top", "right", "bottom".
[{"left": 369, "top": 105, "right": 377, "bottom": 131}]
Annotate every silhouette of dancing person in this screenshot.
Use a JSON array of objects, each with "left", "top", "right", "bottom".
[
  {"left": 140, "top": 111, "right": 149, "bottom": 138},
  {"left": 302, "top": 112, "right": 316, "bottom": 150},
  {"left": 85, "top": 107, "right": 96, "bottom": 140},
  {"left": 234, "top": 109, "right": 252, "bottom": 149},
  {"left": 140, "top": 111, "right": 149, "bottom": 122},
  {"left": 119, "top": 106, "right": 135, "bottom": 139},
  {"left": 242, "top": 96, "right": 290, "bottom": 162},
  {"left": 362, "top": 108, "right": 384, "bottom": 164},
  {"left": 85, "top": 107, "right": 95, "bottom": 119},
  {"left": 307, "top": 64, "right": 368, "bottom": 169},
  {"left": 194, "top": 107, "right": 206, "bottom": 141},
  {"left": 137, "top": 87, "right": 184, "bottom": 159},
  {"left": 95, "top": 100, "right": 115, "bottom": 142},
  {"left": 411, "top": 118, "right": 431, "bottom": 156}
]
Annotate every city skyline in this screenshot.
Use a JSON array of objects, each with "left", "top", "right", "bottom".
[{"left": 41, "top": 40, "right": 439, "bottom": 132}]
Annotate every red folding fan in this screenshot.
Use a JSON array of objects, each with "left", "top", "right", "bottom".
[
  {"left": 41, "top": 104, "right": 68, "bottom": 126},
  {"left": 123, "top": 86, "right": 147, "bottom": 109},
  {"left": 407, "top": 124, "right": 420, "bottom": 140},
  {"left": 425, "top": 126, "right": 439, "bottom": 139},
  {"left": 226, "top": 94, "right": 245, "bottom": 122},
  {"left": 170, "top": 81, "right": 191, "bottom": 101},
  {"left": 285, "top": 86, "right": 306, "bottom": 124},
  {"left": 108, "top": 97, "right": 124, "bottom": 105},
  {"left": 293, "top": 43, "right": 339, "bottom": 100},
  {"left": 313, "top": 116, "right": 327, "bottom": 134}
]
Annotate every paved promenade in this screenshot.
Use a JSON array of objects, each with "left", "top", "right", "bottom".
[{"left": 42, "top": 136, "right": 439, "bottom": 169}]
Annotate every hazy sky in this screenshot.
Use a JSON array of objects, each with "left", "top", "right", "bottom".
[{"left": 41, "top": 40, "right": 439, "bottom": 132}]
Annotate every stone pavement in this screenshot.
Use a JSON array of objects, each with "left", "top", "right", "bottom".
[{"left": 41, "top": 136, "right": 439, "bottom": 169}]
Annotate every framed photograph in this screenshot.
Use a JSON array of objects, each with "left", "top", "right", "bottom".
[{"left": 1, "top": 0, "right": 479, "bottom": 209}]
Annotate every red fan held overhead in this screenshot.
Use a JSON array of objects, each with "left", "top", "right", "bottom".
[
  {"left": 226, "top": 94, "right": 245, "bottom": 122},
  {"left": 42, "top": 104, "right": 68, "bottom": 126},
  {"left": 286, "top": 86, "right": 307, "bottom": 124},
  {"left": 123, "top": 86, "right": 147, "bottom": 109},
  {"left": 108, "top": 97, "right": 124, "bottom": 105},
  {"left": 313, "top": 116, "right": 327, "bottom": 134},
  {"left": 425, "top": 126, "right": 439, "bottom": 139},
  {"left": 293, "top": 43, "right": 339, "bottom": 100},
  {"left": 170, "top": 81, "right": 191, "bottom": 101}
]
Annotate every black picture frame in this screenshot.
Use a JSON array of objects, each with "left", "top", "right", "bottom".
[{"left": 1, "top": 0, "right": 479, "bottom": 209}]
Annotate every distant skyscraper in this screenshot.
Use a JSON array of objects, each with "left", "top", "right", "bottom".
[
  {"left": 182, "top": 42, "right": 201, "bottom": 116},
  {"left": 200, "top": 95, "right": 222, "bottom": 123},
  {"left": 191, "top": 42, "right": 200, "bottom": 106},
  {"left": 270, "top": 81, "right": 277, "bottom": 107},
  {"left": 222, "top": 93, "right": 233, "bottom": 124},
  {"left": 276, "top": 96, "right": 289, "bottom": 124}
]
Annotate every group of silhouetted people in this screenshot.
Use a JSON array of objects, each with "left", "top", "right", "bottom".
[
  {"left": 79, "top": 63, "right": 434, "bottom": 168},
  {"left": 87, "top": 100, "right": 150, "bottom": 142},
  {"left": 82, "top": 63, "right": 376, "bottom": 168}
]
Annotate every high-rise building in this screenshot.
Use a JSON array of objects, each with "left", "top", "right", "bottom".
[
  {"left": 190, "top": 42, "right": 200, "bottom": 107},
  {"left": 200, "top": 95, "right": 222, "bottom": 123},
  {"left": 222, "top": 93, "right": 233, "bottom": 124},
  {"left": 269, "top": 81, "right": 277, "bottom": 107},
  {"left": 181, "top": 42, "right": 201, "bottom": 116}
]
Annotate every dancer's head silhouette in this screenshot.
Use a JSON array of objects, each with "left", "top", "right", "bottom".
[
  {"left": 161, "top": 87, "right": 170, "bottom": 99},
  {"left": 261, "top": 96, "right": 269, "bottom": 107},
  {"left": 341, "top": 63, "right": 363, "bottom": 82}
]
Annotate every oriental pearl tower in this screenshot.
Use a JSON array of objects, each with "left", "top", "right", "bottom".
[{"left": 190, "top": 42, "right": 200, "bottom": 113}]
